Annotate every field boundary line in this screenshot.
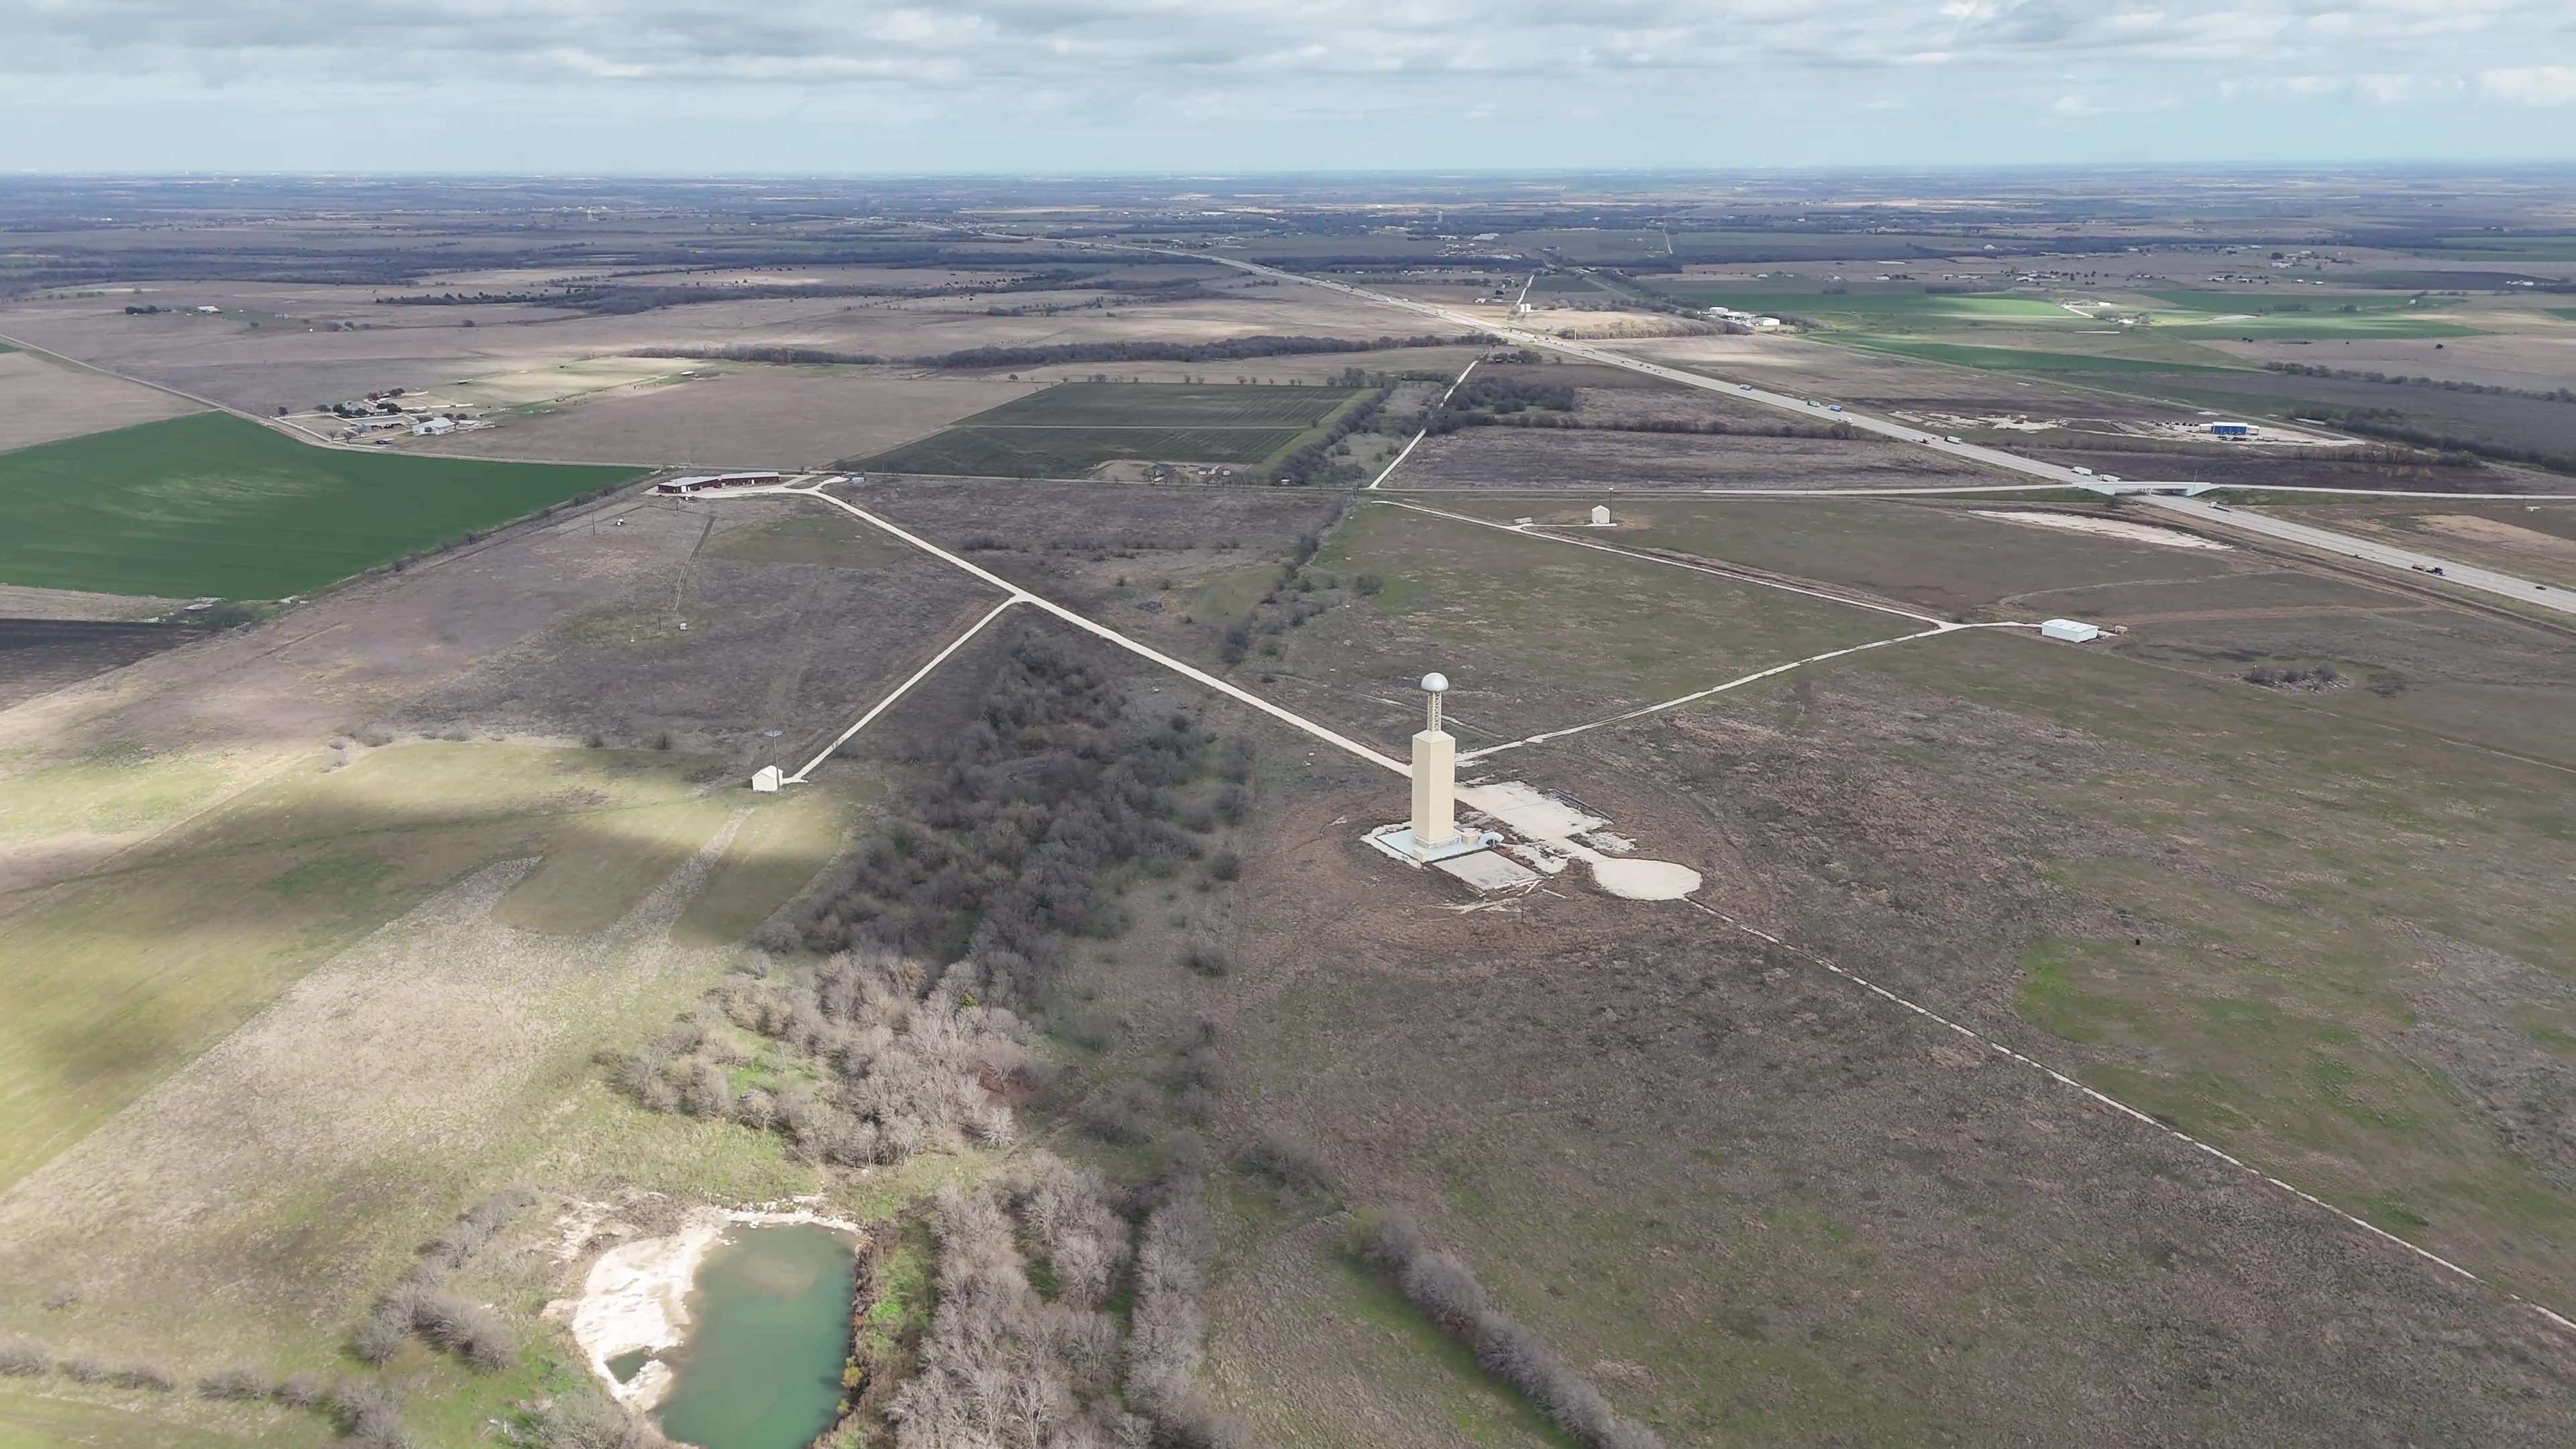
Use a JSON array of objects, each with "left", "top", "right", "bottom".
[
  {"left": 1460, "top": 623, "right": 2029, "bottom": 761},
  {"left": 786, "top": 596, "right": 1023, "bottom": 783},
  {"left": 1377, "top": 498, "right": 1953, "bottom": 627},
  {"left": 1680, "top": 896, "right": 2576, "bottom": 1338},
  {"left": 1368, "top": 358, "right": 1479, "bottom": 491},
  {"left": 723, "top": 483, "right": 1409, "bottom": 777}
]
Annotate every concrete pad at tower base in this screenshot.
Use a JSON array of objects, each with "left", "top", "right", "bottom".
[
  {"left": 1437, "top": 850, "right": 1542, "bottom": 892},
  {"left": 1365, "top": 824, "right": 1500, "bottom": 865}
]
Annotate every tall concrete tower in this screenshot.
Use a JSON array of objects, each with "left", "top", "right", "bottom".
[{"left": 1410, "top": 672, "right": 1457, "bottom": 857}]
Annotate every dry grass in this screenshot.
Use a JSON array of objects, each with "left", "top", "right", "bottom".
[
  {"left": 418, "top": 366, "right": 1029, "bottom": 469},
  {"left": 0, "top": 351, "right": 204, "bottom": 453},
  {"left": 0, "top": 743, "right": 734, "bottom": 1191},
  {"left": 0, "top": 790, "right": 823, "bottom": 1385}
]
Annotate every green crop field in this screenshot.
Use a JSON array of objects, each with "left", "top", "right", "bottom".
[
  {"left": 2137, "top": 288, "right": 2418, "bottom": 315},
  {"left": 1652, "top": 286, "right": 2075, "bottom": 326},
  {"left": 0, "top": 413, "right": 637, "bottom": 598},
  {"left": 2122, "top": 289, "right": 2485, "bottom": 339},
  {"left": 1836, "top": 336, "right": 2247, "bottom": 374},
  {"left": 966, "top": 381, "right": 1355, "bottom": 429},
  {"left": 2550, "top": 308, "right": 2576, "bottom": 323}
]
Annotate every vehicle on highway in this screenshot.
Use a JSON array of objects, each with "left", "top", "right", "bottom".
[
  {"left": 1943, "top": 435, "right": 1963, "bottom": 444},
  {"left": 1739, "top": 383, "right": 1753, "bottom": 391},
  {"left": 1829, "top": 405, "right": 1843, "bottom": 413},
  {"left": 2072, "top": 466, "right": 2094, "bottom": 476}
]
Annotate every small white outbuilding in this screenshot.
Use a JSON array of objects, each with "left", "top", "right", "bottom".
[
  {"left": 751, "top": 765, "right": 783, "bottom": 793},
  {"left": 2041, "top": 619, "right": 2102, "bottom": 643},
  {"left": 1591, "top": 505, "right": 1613, "bottom": 527}
]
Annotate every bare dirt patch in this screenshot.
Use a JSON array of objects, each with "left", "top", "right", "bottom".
[
  {"left": 0, "top": 351, "right": 203, "bottom": 452},
  {"left": 419, "top": 366, "right": 1027, "bottom": 468},
  {"left": 0, "top": 586, "right": 184, "bottom": 623},
  {"left": 0, "top": 620, "right": 195, "bottom": 712}
]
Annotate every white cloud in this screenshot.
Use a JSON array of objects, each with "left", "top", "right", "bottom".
[
  {"left": 2479, "top": 65, "right": 2576, "bottom": 105},
  {"left": 0, "top": 1, "right": 2569, "bottom": 167},
  {"left": 0, "top": 0, "right": 2566, "bottom": 88}
]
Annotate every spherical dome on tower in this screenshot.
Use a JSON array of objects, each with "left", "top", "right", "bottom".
[{"left": 1420, "top": 672, "right": 1450, "bottom": 694}]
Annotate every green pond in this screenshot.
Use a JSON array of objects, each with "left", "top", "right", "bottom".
[{"left": 652, "top": 1223, "right": 857, "bottom": 1449}]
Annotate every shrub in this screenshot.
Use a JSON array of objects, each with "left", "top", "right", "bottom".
[
  {"left": 60, "top": 1356, "right": 108, "bottom": 1383},
  {"left": 110, "top": 1362, "right": 175, "bottom": 1391},
  {"left": 1180, "top": 943, "right": 1228, "bottom": 977},
  {"left": 0, "top": 1337, "right": 47, "bottom": 1377},
  {"left": 274, "top": 1373, "right": 327, "bottom": 1408},
  {"left": 1206, "top": 849, "right": 1240, "bottom": 882},
  {"left": 406, "top": 1287, "right": 517, "bottom": 1373},
  {"left": 1078, "top": 1081, "right": 1155, "bottom": 1145},
  {"left": 199, "top": 1367, "right": 270, "bottom": 1400},
  {"left": 328, "top": 1379, "right": 409, "bottom": 1449},
  {"left": 1239, "top": 1128, "right": 1333, "bottom": 1195},
  {"left": 1354, "top": 1208, "right": 1662, "bottom": 1448},
  {"left": 1355, "top": 574, "right": 1385, "bottom": 596},
  {"left": 353, "top": 1303, "right": 409, "bottom": 1364}
]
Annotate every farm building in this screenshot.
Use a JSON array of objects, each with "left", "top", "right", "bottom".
[
  {"left": 654, "top": 471, "right": 784, "bottom": 495},
  {"left": 2041, "top": 619, "right": 2103, "bottom": 643}
]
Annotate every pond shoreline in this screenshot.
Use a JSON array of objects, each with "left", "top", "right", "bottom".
[{"left": 547, "top": 1200, "right": 868, "bottom": 1412}]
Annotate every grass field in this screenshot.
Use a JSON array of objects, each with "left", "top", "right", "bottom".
[
  {"left": 1316, "top": 504, "right": 1902, "bottom": 733},
  {"left": 0, "top": 743, "right": 837, "bottom": 1193},
  {"left": 1835, "top": 336, "right": 2249, "bottom": 375},
  {"left": 1872, "top": 633, "right": 2576, "bottom": 1293},
  {"left": 1655, "top": 286, "right": 2075, "bottom": 325},
  {"left": 0, "top": 1394, "right": 296, "bottom": 1449},
  {"left": 1440, "top": 497, "right": 2245, "bottom": 619},
  {"left": 965, "top": 382, "right": 1356, "bottom": 429},
  {"left": 1191, "top": 540, "right": 2576, "bottom": 1440},
  {"left": 0, "top": 413, "right": 637, "bottom": 598},
  {"left": 861, "top": 382, "right": 1356, "bottom": 478},
  {"left": 0, "top": 733, "right": 881, "bottom": 1449}
]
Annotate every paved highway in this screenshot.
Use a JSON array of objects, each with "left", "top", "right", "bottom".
[
  {"left": 1161, "top": 249, "right": 2576, "bottom": 616},
  {"left": 2141, "top": 495, "right": 2576, "bottom": 620}
]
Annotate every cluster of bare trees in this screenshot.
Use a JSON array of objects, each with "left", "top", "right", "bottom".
[
  {"left": 882, "top": 1146, "right": 1242, "bottom": 1449},
  {"left": 613, "top": 947, "right": 1038, "bottom": 1164},
  {"left": 785, "top": 631, "right": 1246, "bottom": 1017},
  {"left": 0, "top": 1335, "right": 417, "bottom": 1448},
  {"left": 1271, "top": 386, "right": 1394, "bottom": 485},
  {"left": 1359, "top": 1210, "right": 1665, "bottom": 1449},
  {"left": 2265, "top": 360, "right": 2576, "bottom": 405},
  {"left": 353, "top": 1187, "right": 536, "bottom": 1373},
  {"left": 888, "top": 1165, "right": 1139, "bottom": 1448},
  {"left": 1125, "top": 1155, "right": 1236, "bottom": 1447}
]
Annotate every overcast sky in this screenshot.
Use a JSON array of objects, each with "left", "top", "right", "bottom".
[{"left": 4, "top": 1, "right": 2572, "bottom": 174}]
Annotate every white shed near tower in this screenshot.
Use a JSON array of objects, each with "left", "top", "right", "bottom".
[
  {"left": 1591, "top": 505, "right": 1612, "bottom": 527},
  {"left": 751, "top": 765, "right": 784, "bottom": 792}
]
